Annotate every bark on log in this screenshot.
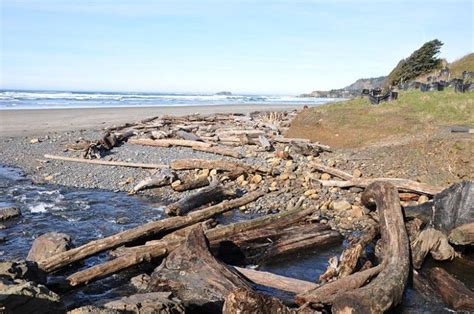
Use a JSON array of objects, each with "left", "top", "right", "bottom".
[
  {"left": 428, "top": 267, "right": 474, "bottom": 311},
  {"left": 223, "top": 288, "right": 300, "bottom": 314},
  {"left": 295, "top": 265, "right": 383, "bottom": 306},
  {"left": 128, "top": 138, "right": 212, "bottom": 148},
  {"left": 331, "top": 182, "right": 410, "bottom": 313},
  {"left": 44, "top": 154, "right": 168, "bottom": 169},
  {"left": 318, "top": 178, "right": 442, "bottom": 195},
  {"left": 170, "top": 159, "right": 269, "bottom": 174},
  {"left": 165, "top": 183, "right": 236, "bottom": 216},
  {"left": 191, "top": 146, "right": 243, "bottom": 159},
  {"left": 148, "top": 225, "right": 253, "bottom": 313},
  {"left": 448, "top": 222, "right": 474, "bottom": 245},
  {"left": 38, "top": 190, "right": 266, "bottom": 273},
  {"left": 172, "top": 175, "right": 210, "bottom": 192}
]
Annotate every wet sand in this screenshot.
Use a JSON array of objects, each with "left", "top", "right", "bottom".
[{"left": 0, "top": 105, "right": 300, "bottom": 137}]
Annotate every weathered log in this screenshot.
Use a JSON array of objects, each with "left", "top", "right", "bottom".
[
  {"left": 411, "top": 227, "right": 455, "bottom": 269},
  {"left": 291, "top": 142, "right": 323, "bottom": 156},
  {"left": 174, "top": 130, "right": 202, "bottom": 142},
  {"left": 130, "top": 169, "right": 177, "bottom": 193},
  {"left": 170, "top": 159, "right": 269, "bottom": 174},
  {"left": 69, "top": 201, "right": 316, "bottom": 286},
  {"left": 223, "top": 288, "right": 299, "bottom": 314},
  {"left": 272, "top": 137, "right": 311, "bottom": 144},
  {"left": 295, "top": 265, "right": 383, "bottom": 306},
  {"left": 428, "top": 267, "right": 474, "bottom": 311},
  {"left": 128, "top": 138, "right": 212, "bottom": 148},
  {"left": 448, "top": 222, "right": 474, "bottom": 245},
  {"left": 258, "top": 135, "right": 273, "bottom": 151},
  {"left": 310, "top": 163, "right": 353, "bottom": 180},
  {"left": 44, "top": 154, "right": 168, "bottom": 169},
  {"left": 331, "top": 182, "right": 410, "bottom": 313},
  {"left": 172, "top": 175, "right": 210, "bottom": 192},
  {"left": 166, "top": 183, "right": 236, "bottom": 216},
  {"left": 233, "top": 267, "right": 317, "bottom": 294},
  {"left": 148, "top": 225, "right": 253, "bottom": 313},
  {"left": 337, "top": 225, "right": 378, "bottom": 278},
  {"left": 39, "top": 190, "right": 266, "bottom": 273},
  {"left": 318, "top": 178, "right": 442, "bottom": 195},
  {"left": 191, "top": 145, "right": 243, "bottom": 159}
]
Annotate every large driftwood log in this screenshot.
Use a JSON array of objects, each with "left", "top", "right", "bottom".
[
  {"left": 233, "top": 267, "right": 317, "bottom": 294},
  {"left": 172, "top": 175, "right": 210, "bottom": 192},
  {"left": 428, "top": 267, "right": 474, "bottom": 311},
  {"left": 44, "top": 154, "right": 168, "bottom": 169},
  {"left": 170, "top": 159, "right": 269, "bottom": 174},
  {"left": 130, "top": 169, "right": 177, "bottom": 193},
  {"left": 295, "top": 265, "right": 383, "bottom": 306},
  {"left": 148, "top": 225, "right": 253, "bottom": 313},
  {"left": 166, "top": 183, "right": 236, "bottom": 216},
  {"left": 128, "top": 138, "right": 212, "bottom": 148},
  {"left": 331, "top": 182, "right": 410, "bottom": 313},
  {"left": 448, "top": 222, "right": 474, "bottom": 245},
  {"left": 191, "top": 146, "right": 243, "bottom": 159},
  {"left": 174, "top": 130, "right": 202, "bottom": 142},
  {"left": 39, "top": 190, "right": 266, "bottom": 273},
  {"left": 68, "top": 201, "right": 316, "bottom": 286},
  {"left": 318, "top": 178, "right": 442, "bottom": 195}
]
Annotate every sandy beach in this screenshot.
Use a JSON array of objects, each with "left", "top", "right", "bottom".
[{"left": 0, "top": 104, "right": 302, "bottom": 137}]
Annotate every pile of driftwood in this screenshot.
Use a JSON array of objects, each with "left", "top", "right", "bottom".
[{"left": 36, "top": 111, "right": 474, "bottom": 312}]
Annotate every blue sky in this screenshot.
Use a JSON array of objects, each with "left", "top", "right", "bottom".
[{"left": 1, "top": 0, "right": 472, "bottom": 94}]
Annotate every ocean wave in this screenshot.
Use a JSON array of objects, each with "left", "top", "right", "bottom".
[{"left": 29, "top": 203, "right": 53, "bottom": 213}]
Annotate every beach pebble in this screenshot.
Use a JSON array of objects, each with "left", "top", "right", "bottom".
[
  {"left": 353, "top": 169, "right": 363, "bottom": 178},
  {"left": 321, "top": 173, "right": 331, "bottom": 180},
  {"left": 27, "top": 232, "right": 73, "bottom": 263},
  {"left": 331, "top": 200, "right": 351, "bottom": 211},
  {"left": 0, "top": 207, "right": 21, "bottom": 221},
  {"left": 417, "top": 195, "right": 429, "bottom": 204}
]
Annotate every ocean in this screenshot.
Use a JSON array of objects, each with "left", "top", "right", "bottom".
[{"left": 0, "top": 90, "right": 335, "bottom": 110}]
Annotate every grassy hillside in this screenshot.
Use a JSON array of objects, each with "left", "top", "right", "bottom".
[
  {"left": 287, "top": 89, "right": 474, "bottom": 148},
  {"left": 449, "top": 53, "right": 474, "bottom": 78}
]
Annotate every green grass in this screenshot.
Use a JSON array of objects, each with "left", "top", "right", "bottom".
[{"left": 449, "top": 53, "right": 474, "bottom": 78}]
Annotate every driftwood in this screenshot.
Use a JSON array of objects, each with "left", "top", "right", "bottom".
[
  {"left": 291, "top": 142, "right": 323, "bottom": 156},
  {"left": 411, "top": 227, "right": 455, "bottom": 269},
  {"left": 233, "top": 266, "right": 317, "bottom": 294},
  {"left": 174, "top": 130, "right": 202, "bottom": 142},
  {"left": 223, "top": 289, "right": 299, "bottom": 314},
  {"left": 172, "top": 175, "right": 210, "bottom": 192},
  {"left": 428, "top": 267, "right": 474, "bottom": 311},
  {"left": 130, "top": 169, "right": 177, "bottom": 193},
  {"left": 295, "top": 265, "right": 383, "bottom": 306},
  {"left": 331, "top": 182, "right": 410, "bottom": 313},
  {"left": 191, "top": 145, "right": 242, "bottom": 159},
  {"left": 318, "top": 178, "right": 442, "bottom": 195},
  {"left": 44, "top": 154, "right": 168, "bottom": 169},
  {"left": 170, "top": 159, "right": 269, "bottom": 174},
  {"left": 258, "top": 135, "right": 273, "bottom": 151},
  {"left": 128, "top": 138, "right": 212, "bottom": 148},
  {"left": 69, "top": 201, "right": 316, "bottom": 287},
  {"left": 166, "top": 183, "right": 236, "bottom": 216},
  {"left": 337, "top": 225, "right": 379, "bottom": 278},
  {"left": 148, "top": 225, "right": 253, "bottom": 313},
  {"left": 448, "top": 222, "right": 474, "bottom": 245},
  {"left": 310, "top": 163, "right": 353, "bottom": 180},
  {"left": 39, "top": 190, "right": 266, "bottom": 273}
]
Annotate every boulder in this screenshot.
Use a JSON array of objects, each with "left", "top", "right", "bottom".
[
  {"left": 130, "top": 273, "right": 151, "bottom": 291},
  {"left": 332, "top": 200, "right": 352, "bottom": 211},
  {"left": 103, "top": 292, "right": 185, "bottom": 313},
  {"left": 0, "top": 277, "right": 64, "bottom": 313},
  {"left": 0, "top": 207, "right": 21, "bottom": 221},
  {"left": 27, "top": 232, "right": 73, "bottom": 263},
  {"left": 0, "top": 260, "right": 46, "bottom": 284}
]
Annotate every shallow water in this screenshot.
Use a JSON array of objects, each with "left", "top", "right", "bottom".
[{"left": 0, "top": 165, "right": 456, "bottom": 312}]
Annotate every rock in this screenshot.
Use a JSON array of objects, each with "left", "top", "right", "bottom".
[
  {"left": 115, "top": 217, "right": 129, "bottom": 224},
  {"left": 68, "top": 305, "right": 117, "bottom": 314},
  {"left": 332, "top": 200, "right": 352, "bottom": 211},
  {"left": 27, "top": 232, "right": 73, "bottom": 263},
  {"left": 321, "top": 173, "right": 331, "bottom": 181},
  {"left": 0, "top": 260, "right": 46, "bottom": 284},
  {"left": 171, "top": 180, "right": 182, "bottom": 188},
  {"left": 30, "top": 138, "right": 40, "bottom": 144},
  {"left": 279, "top": 173, "right": 290, "bottom": 180},
  {"left": 130, "top": 274, "right": 151, "bottom": 291},
  {"left": 275, "top": 150, "right": 290, "bottom": 160},
  {"left": 209, "top": 169, "right": 218, "bottom": 176},
  {"left": 418, "top": 195, "right": 429, "bottom": 204},
  {"left": 0, "top": 207, "right": 21, "bottom": 221},
  {"left": 349, "top": 187, "right": 364, "bottom": 193},
  {"left": 250, "top": 174, "right": 262, "bottom": 184},
  {"left": 236, "top": 175, "right": 245, "bottom": 183},
  {"left": 351, "top": 205, "right": 365, "bottom": 218},
  {"left": 304, "top": 189, "right": 318, "bottom": 196},
  {"left": 353, "top": 169, "right": 362, "bottom": 178},
  {"left": 0, "top": 277, "right": 64, "bottom": 313},
  {"left": 103, "top": 292, "right": 185, "bottom": 313}
]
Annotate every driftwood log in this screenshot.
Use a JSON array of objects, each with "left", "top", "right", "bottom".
[
  {"left": 331, "top": 182, "right": 410, "bottom": 313},
  {"left": 165, "top": 183, "right": 236, "bottom": 216},
  {"left": 172, "top": 175, "right": 210, "bottom": 192},
  {"left": 223, "top": 289, "right": 300, "bottom": 314},
  {"left": 130, "top": 169, "right": 177, "bottom": 193},
  {"left": 428, "top": 267, "right": 474, "bottom": 311},
  {"left": 170, "top": 159, "right": 269, "bottom": 174},
  {"left": 128, "top": 138, "right": 212, "bottom": 148},
  {"left": 191, "top": 145, "right": 242, "bottom": 159},
  {"left": 448, "top": 222, "right": 474, "bottom": 245},
  {"left": 148, "top": 225, "right": 252, "bottom": 313},
  {"left": 39, "top": 190, "right": 266, "bottom": 273}
]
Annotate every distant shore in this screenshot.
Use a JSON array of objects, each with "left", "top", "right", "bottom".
[{"left": 0, "top": 104, "right": 305, "bottom": 137}]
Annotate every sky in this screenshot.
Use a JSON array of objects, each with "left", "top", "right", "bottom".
[{"left": 0, "top": 0, "right": 473, "bottom": 94}]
